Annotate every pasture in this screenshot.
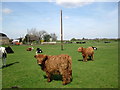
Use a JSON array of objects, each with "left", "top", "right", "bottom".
[{"left": 2, "top": 41, "right": 118, "bottom": 88}]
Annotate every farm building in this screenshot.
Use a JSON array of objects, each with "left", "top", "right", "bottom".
[{"left": 0, "top": 33, "right": 10, "bottom": 45}]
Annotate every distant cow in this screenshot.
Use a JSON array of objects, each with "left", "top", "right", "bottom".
[
  {"left": 104, "top": 41, "right": 111, "bottom": 43},
  {"left": 92, "top": 46, "right": 97, "bottom": 50},
  {"left": 34, "top": 54, "right": 72, "bottom": 85},
  {"left": 36, "top": 48, "right": 43, "bottom": 54},
  {"left": 0, "top": 47, "right": 7, "bottom": 66},
  {"left": 78, "top": 47, "right": 94, "bottom": 62},
  {"left": 26, "top": 47, "right": 34, "bottom": 51},
  {"left": 76, "top": 42, "right": 86, "bottom": 44}
]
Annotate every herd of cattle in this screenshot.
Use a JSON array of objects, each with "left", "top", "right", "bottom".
[{"left": 0, "top": 46, "right": 97, "bottom": 85}]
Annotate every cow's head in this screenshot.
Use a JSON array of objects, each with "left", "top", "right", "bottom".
[
  {"left": 77, "top": 47, "right": 83, "bottom": 52},
  {"left": 34, "top": 54, "right": 48, "bottom": 65}
]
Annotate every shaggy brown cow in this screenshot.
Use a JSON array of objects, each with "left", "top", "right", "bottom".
[
  {"left": 78, "top": 47, "right": 94, "bottom": 62},
  {"left": 34, "top": 54, "right": 72, "bottom": 85}
]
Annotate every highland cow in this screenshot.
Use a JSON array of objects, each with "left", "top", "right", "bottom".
[
  {"left": 34, "top": 54, "right": 72, "bottom": 85},
  {"left": 78, "top": 47, "right": 94, "bottom": 62}
]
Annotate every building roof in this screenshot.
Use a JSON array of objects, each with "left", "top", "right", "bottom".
[{"left": 0, "top": 33, "right": 8, "bottom": 37}]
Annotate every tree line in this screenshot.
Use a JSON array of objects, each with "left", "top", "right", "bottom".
[{"left": 23, "top": 28, "right": 57, "bottom": 44}]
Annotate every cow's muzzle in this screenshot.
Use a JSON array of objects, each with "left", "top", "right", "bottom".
[{"left": 38, "top": 64, "right": 42, "bottom": 67}]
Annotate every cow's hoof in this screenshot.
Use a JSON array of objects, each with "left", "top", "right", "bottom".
[{"left": 62, "top": 82, "right": 67, "bottom": 85}]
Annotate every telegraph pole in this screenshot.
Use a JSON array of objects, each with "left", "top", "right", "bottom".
[
  {"left": 60, "top": 10, "right": 63, "bottom": 50},
  {"left": 27, "top": 29, "right": 29, "bottom": 44}
]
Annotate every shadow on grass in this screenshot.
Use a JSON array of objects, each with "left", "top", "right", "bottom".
[
  {"left": 78, "top": 59, "right": 83, "bottom": 61},
  {"left": 78, "top": 58, "right": 94, "bottom": 62},
  {"left": 43, "top": 74, "right": 62, "bottom": 81},
  {"left": 0, "top": 62, "right": 19, "bottom": 69},
  {"left": 43, "top": 74, "right": 73, "bottom": 82}
]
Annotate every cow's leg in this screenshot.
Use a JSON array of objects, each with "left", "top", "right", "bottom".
[
  {"left": 2, "top": 53, "right": 7, "bottom": 66},
  {"left": 62, "top": 70, "right": 68, "bottom": 85},
  {"left": 68, "top": 68, "right": 72, "bottom": 81},
  {"left": 2, "top": 58, "right": 6, "bottom": 66},
  {"left": 66, "top": 70, "right": 72, "bottom": 84},
  {"left": 4, "top": 58, "right": 6, "bottom": 66},
  {"left": 46, "top": 72, "right": 52, "bottom": 82},
  {"left": 2, "top": 58, "right": 4, "bottom": 66},
  {"left": 83, "top": 55, "right": 88, "bottom": 62},
  {"left": 91, "top": 54, "right": 94, "bottom": 61},
  {"left": 89, "top": 56, "right": 91, "bottom": 60},
  {"left": 82, "top": 56, "right": 85, "bottom": 61}
]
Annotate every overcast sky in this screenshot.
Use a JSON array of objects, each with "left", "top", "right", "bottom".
[{"left": 1, "top": 0, "right": 119, "bottom": 40}]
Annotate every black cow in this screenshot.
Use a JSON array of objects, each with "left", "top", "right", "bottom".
[{"left": 36, "top": 48, "right": 43, "bottom": 54}]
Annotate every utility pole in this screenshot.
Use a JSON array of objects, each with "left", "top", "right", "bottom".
[
  {"left": 27, "top": 29, "right": 29, "bottom": 44},
  {"left": 60, "top": 10, "right": 64, "bottom": 50}
]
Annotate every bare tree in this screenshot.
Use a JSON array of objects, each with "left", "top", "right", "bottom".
[
  {"left": 27, "top": 28, "right": 47, "bottom": 43},
  {"left": 38, "top": 30, "right": 47, "bottom": 43},
  {"left": 50, "top": 33, "right": 57, "bottom": 41},
  {"left": 38, "top": 30, "right": 47, "bottom": 39},
  {"left": 27, "top": 28, "right": 38, "bottom": 35},
  {"left": 26, "top": 28, "right": 57, "bottom": 44}
]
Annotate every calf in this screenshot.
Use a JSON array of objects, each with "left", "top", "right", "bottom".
[
  {"left": 78, "top": 47, "right": 94, "bottom": 62},
  {"left": 0, "top": 47, "right": 7, "bottom": 66},
  {"left": 34, "top": 54, "right": 72, "bottom": 85}
]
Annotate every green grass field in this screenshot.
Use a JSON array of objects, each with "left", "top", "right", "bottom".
[{"left": 2, "top": 41, "right": 118, "bottom": 88}]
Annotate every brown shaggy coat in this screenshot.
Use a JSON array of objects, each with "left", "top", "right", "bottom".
[
  {"left": 34, "top": 54, "right": 72, "bottom": 85},
  {"left": 78, "top": 47, "right": 94, "bottom": 62}
]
